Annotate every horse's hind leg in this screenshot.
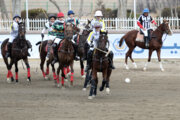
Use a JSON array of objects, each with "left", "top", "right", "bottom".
[
  {"left": 106, "top": 69, "right": 112, "bottom": 95},
  {"left": 156, "top": 49, "right": 164, "bottom": 71},
  {"left": 23, "top": 58, "right": 31, "bottom": 82},
  {"left": 125, "top": 48, "right": 135, "bottom": 70},
  {"left": 44, "top": 60, "right": 50, "bottom": 80},
  {"left": 129, "top": 47, "right": 137, "bottom": 68},
  {"left": 56, "top": 65, "right": 61, "bottom": 87},
  {"left": 40, "top": 56, "right": 46, "bottom": 79},
  {"left": 88, "top": 70, "right": 97, "bottom": 100},
  {"left": 51, "top": 63, "right": 57, "bottom": 81},
  {"left": 15, "top": 62, "right": 19, "bottom": 82}
]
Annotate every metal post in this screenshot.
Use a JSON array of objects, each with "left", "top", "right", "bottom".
[
  {"left": 134, "top": 0, "right": 136, "bottom": 29},
  {"left": 26, "top": 0, "right": 29, "bottom": 30},
  {"left": 69, "top": 0, "right": 71, "bottom": 10}
]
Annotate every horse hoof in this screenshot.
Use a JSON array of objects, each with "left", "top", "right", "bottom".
[
  {"left": 106, "top": 88, "right": 110, "bottom": 94},
  {"left": 57, "top": 84, "right": 60, "bottom": 88},
  {"left": 67, "top": 72, "right": 71, "bottom": 76},
  {"left": 7, "top": 78, "right": 11, "bottom": 83},
  {"left": 161, "top": 68, "right": 165, "bottom": 72},
  {"left": 16, "top": 79, "right": 18, "bottom": 83},
  {"left": 27, "top": 78, "right": 31, "bottom": 82},
  {"left": 87, "top": 84, "right": 90, "bottom": 88},
  {"left": 124, "top": 64, "right": 129, "bottom": 70},
  {"left": 81, "top": 75, "right": 85, "bottom": 79},
  {"left": 82, "top": 88, "right": 86, "bottom": 91},
  {"left": 45, "top": 76, "right": 49, "bottom": 80},
  {"left": 99, "top": 87, "right": 104, "bottom": 91},
  {"left": 143, "top": 67, "right": 147, "bottom": 71},
  {"left": 88, "top": 96, "right": 93, "bottom": 100},
  {"left": 92, "top": 95, "right": 96, "bottom": 98}
]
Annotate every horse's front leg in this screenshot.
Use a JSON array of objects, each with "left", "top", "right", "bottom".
[
  {"left": 156, "top": 49, "right": 164, "bottom": 71},
  {"left": 106, "top": 68, "right": 112, "bottom": 95},
  {"left": 7, "top": 59, "right": 14, "bottom": 83},
  {"left": 51, "top": 63, "right": 56, "bottom": 81},
  {"left": 23, "top": 58, "right": 31, "bottom": 82},
  {"left": 15, "top": 61, "right": 19, "bottom": 82},
  {"left": 80, "top": 58, "right": 85, "bottom": 78},
  {"left": 100, "top": 68, "right": 108, "bottom": 92},
  {"left": 88, "top": 69, "right": 97, "bottom": 100},
  {"left": 70, "top": 61, "right": 74, "bottom": 86},
  {"left": 143, "top": 49, "right": 153, "bottom": 71},
  {"left": 56, "top": 65, "right": 61, "bottom": 87}
]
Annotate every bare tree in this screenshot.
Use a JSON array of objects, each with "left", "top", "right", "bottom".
[
  {"left": 78, "top": 0, "right": 84, "bottom": 18},
  {"left": 12, "top": 0, "right": 21, "bottom": 17},
  {"left": 49, "top": 0, "right": 61, "bottom": 12},
  {"left": 0, "top": 0, "right": 9, "bottom": 19},
  {"left": 117, "top": 0, "right": 127, "bottom": 18}
]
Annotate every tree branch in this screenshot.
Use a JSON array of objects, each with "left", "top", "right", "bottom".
[{"left": 49, "top": 0, "right": 61, "bottom": 12}]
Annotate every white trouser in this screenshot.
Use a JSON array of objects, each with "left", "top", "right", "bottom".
[
  {"left": 54, "top": 38, "right": 62, "bottom": 44},
  {"left": 47, "top": 35, "right": 56, "bottom": 41},
  {"left": 141, "top": 29, "right": 148, "bottom": 37},
  {"left": 9, "top": 35, "right": 17, "bottom": 43}
]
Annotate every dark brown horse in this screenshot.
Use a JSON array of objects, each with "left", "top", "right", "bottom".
[
  {"left": 77, "top": 20, "right": 92, "bottom": 78},
  {"left": 56, "top": 22, "right": 77, "bottom": 87},
  {"left": 1, "top": 22, "right": 31, "bottom": 83},
  {"left": 119, "top": 19, "right": 172, "bottom": 71},
  {"left": 36, "top": 40, "right": 56, "bottom": 80},
  {"left": 88, "top": 31, "right": 112, "bottom": 99}
]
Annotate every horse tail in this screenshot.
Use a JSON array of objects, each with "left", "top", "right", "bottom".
[
  {"left": 36, "top": 41, "right": 42, "bottom": 46},
  {"left": 119, "top": 35, "right": 126, "bottom": 47}
]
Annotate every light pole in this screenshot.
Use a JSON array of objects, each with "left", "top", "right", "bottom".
[
  {"left": 134, "top": 0, "right": 136, "bottom": 29},
  {"left": 26, "top": 0, "right": 29, "bottom": 30}
]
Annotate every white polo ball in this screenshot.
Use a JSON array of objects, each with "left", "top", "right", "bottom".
[{"left": 125, "top": 78, "right": 131, "bottom": 83}]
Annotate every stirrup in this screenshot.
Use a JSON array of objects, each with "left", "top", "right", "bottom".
[{"left": 5, "top": 53, "right": 10, "bottom": 58}]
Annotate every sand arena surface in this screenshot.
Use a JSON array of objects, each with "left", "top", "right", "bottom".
[{"left": 0, "top": 59, "right": 180, "bottom": 120}]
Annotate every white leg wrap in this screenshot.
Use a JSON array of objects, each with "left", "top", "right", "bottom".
[
  {"left": 159, "top": 62, "right": 164, "bottom": 71},
  {"left": 133, "top": 62, "right": 137, "bottom": 68},
  {"left": 124, "top": 64, "right": 129, "bottom": 70},
  {"left": 143, "top": 62, "right": 148, "bottom": 71}
]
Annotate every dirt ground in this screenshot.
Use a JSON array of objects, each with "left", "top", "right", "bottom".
[{"left": 0, "top": 59, "right": 180, "bottom": 120}]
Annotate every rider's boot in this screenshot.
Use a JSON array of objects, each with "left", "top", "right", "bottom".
[
  {"left": 52, "top": 43, "right": 58, "bottom": 65},
  {"left": 72, "top": 43, "right": 80, "bottom": 61},
  {"left": 145, "top": 37, "right": 149, "bottom": 48},
  {"left": 5, "top": 42, "right": 12, "bottom": 58},
  {"left": 85, "top": 49, "right": 93, "bottom": 72},
  {"left": 108, "top": 51, "right": 115, "bottom": 69}
]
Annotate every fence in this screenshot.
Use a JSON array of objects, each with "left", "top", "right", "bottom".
[{"left": 0, "top": 17, "right": 179, "bottom": 31}]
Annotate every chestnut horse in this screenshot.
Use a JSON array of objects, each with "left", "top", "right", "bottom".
[
  {"left": 88, "top": 31, "right": 112, "bottom": 99},
  {"left": 119, "top": 19, "right": 172, "bottom": 71},
  {"left": 56, "top": 22, "right": 78, "bottom": 87},
  {"left": 1, "top": 22, "right": 31, "bottom": 83}
]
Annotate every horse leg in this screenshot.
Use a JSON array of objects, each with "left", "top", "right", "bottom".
[
  {"left": 156, "top": 49, "right": 164, "bottom": 71},
  {"left": 106, "top": 69, "right": 112, "bottom": 95},
  {"left": 7, "top": 59, "right": 14, "bottom": 83},
  {"left": 143, "top": 49, "right": 153, "bottom": 71},
  {"left": 82, "top": 70, "right": 91, "bottom": 91},
  {"left": 70, "top": 62, "right": 74, "bottom": 86},
  {"left": 125, "top": 48, "right": 134, "bottom": 70},
  {"left": 40, "top": 56, "right": 46, "bottom": 79},
  {"left": 100, "top": 69, "right": 108, "bottom": 92},
  {"left": 56, "top": 65, "right": 61, "bottom": 87},
  {"left": 15, "top": 61, "right": 19, "bottom": 82},
  {"left": 88, "top": 69, "right": 97, "bottom": 99},
  {"left": 93, "top": 78, "right": 98, "bottom": 97},
  {"left": 129, "top": 47, "right": 137, "bottom": 68},
  {"left": 44, "top": 60, "right": 50, "bottom": 80},
  {"left": 80, "top": 58, "right": 85, "bottom": 78},
  {"left": 23, "top": 58, "right": 31, "bottom": 82},
  {"left": 51, "top": 63, "right": 57, "bottom": 81}
]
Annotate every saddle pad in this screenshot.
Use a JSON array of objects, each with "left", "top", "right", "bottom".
[{"left": 136, "top": 31, "right": 144, "bottom": 42}]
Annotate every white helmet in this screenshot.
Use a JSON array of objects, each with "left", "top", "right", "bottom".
[{"left": 94, "top": 10, "right": 103, "bottom": 17}]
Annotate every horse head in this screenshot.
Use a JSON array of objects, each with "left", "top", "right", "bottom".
[
  {"left": 64, "top": 22, "right": 74, "bottom": 40},
  {"left": 158, "top": 19, "right": 172, "bottom": 35},
  {"left": 98, "top": 30, "right": 109, "bottom": 51},
  {"left": 18, "top": 22, "right": 26, "bottom": 39}
]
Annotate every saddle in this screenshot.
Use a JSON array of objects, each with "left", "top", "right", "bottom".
[
  {"left": 58, "top": 39, "right": 65, "bottom": 51},
  {"left": 136, "top": 30, "right": 154, "bottom": 42}
]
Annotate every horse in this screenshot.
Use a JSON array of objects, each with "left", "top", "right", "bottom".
[
  {"left": 119, "top": 19, "right": 172, "bottom": 71},
  {"left": 88, "top": 31, "right": 112, "bottom": 99},
  {"left": 56, "top": 22, "right": 78, "bottom": 87},
  {"left": 36, "top": 40, "right": 56, "bottom": 80},
  {"left": 1, "top": 22, "right": 31, "bottom": 83},
  {"left": 77, "top": 20, "right": 92, "bottom": 78}
]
